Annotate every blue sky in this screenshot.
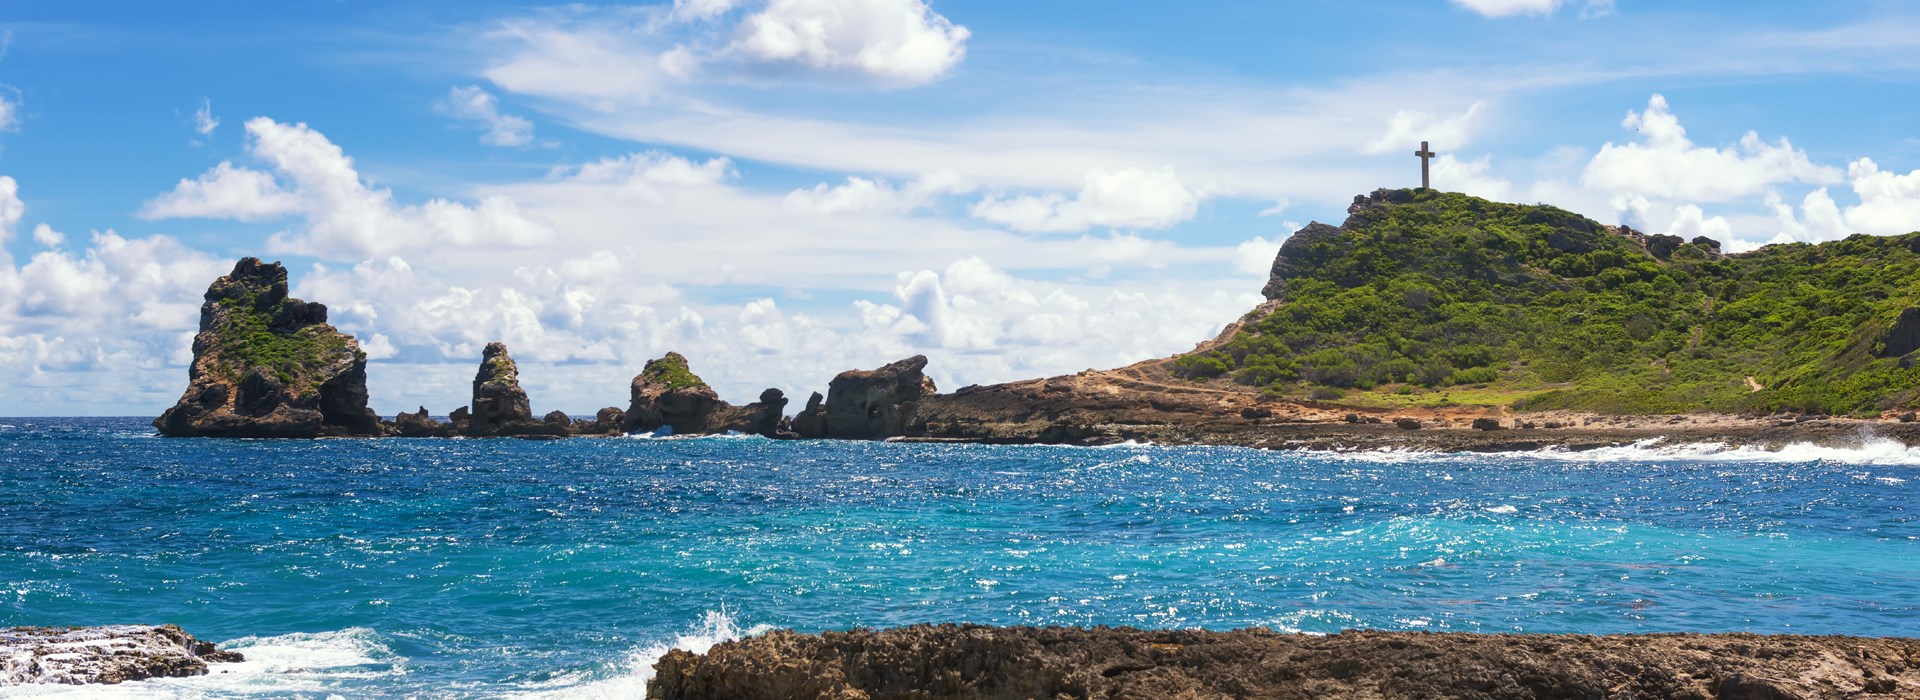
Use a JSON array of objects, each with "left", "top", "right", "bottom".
[{"left": 3, "top": 0, "right": 1920, "bottom": 415}]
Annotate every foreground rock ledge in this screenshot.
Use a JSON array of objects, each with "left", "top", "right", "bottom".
[
  {"left": 2, "top": 625, "right": 243, "bottom": 686},
  {"left": 648, "top": 624, "right": 1919, "bottom": 699}
]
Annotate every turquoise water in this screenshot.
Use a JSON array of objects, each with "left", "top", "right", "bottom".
[{"left": 3, "top": 417, "right": 1919, "bottom": 697}]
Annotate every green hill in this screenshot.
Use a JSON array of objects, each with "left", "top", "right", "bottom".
[{"left": 1174, "top": 189, "right": 1920, "bottom": 416}]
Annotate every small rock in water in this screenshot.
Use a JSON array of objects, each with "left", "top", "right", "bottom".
[{"left": 1, "top": 624, "right": 242, "bottom": 686}]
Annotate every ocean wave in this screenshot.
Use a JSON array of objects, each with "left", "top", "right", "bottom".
[
  {"left": 508, "top": 608, "right": 771, "bottom": 699},
  {"left": 1494, "top": 438, "right": 1920, "bottom": 466},
  {"left": 0, "top": 627, "right": 403, "bottom": 699}
]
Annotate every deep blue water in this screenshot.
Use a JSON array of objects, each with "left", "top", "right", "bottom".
[{"left": 3, "top": 417, "right": 1919, "bottom": 697}]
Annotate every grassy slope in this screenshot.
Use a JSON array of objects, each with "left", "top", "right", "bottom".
[{"left": 1174, "top": 189, "right": 1920, "bottom": 415}]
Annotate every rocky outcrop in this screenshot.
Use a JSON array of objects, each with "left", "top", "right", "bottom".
[
  {"left": 466, "top": 343, "right": 565, "bottom": 437},
  {"left": 791, "top": 392, "right": 826, "bottom": 437},
  {"left": 1880, "top": 307, "right": 1920, "bottom": 359},
  {"left": 390, "top": 407, "right": 454, "bottom": 437},
  {"left": 626, "top": 353, "right": 795, "bottom": 438},
  {"left": 625, "top": 352, "right": 721, "bottom": 435},
  {"left": 2, "top": 625, "right": 242, "bottom": 686},
  {"left": 154, "top": 258, "right": 380, "bottom": 438},
  {"left": 708, "top": 388, "right": 793, "bottom": 437},
  {"left": 1262, "top": 221, "right": 1345, "bottom": 299},
  {"left": 649, "top": 624, "right": 1920, "bottom": 700},
  {"left": 794, "top": 356, "right": 936, "bottom": 440}
]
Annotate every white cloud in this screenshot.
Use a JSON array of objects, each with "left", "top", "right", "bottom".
[
  {"left": 1363, "top": 101, "right": 1484, "bottom": 155},
  {"left": 193, "top": 98, "right": 219, "bottom": 137},
  {"left": 731, "top": 0, "right": 970, "bottom": 86},
  {"left": 1582, "top": 94, "right": 1840, "bottom": 202},
  {"left": 146, "top": 117, "right": 555, "bottom": 259},
  {"left": 1662, "top": 203, "right": 1733, "bottom": 242},
  {"left": 0, "top": 94, "right": 17, "bottom": 133},
  {"left": 484, "top": 18, "right": 676, "bottom": 104},
  {"left": 31, "top": 223, "right": 63, "bottom": 248},
  {"left": 784, "top": 168, "right": 971, "bottom": 215},
  {"left": 0, "top": 175, "right": 229, "bottom": 414},
  {"left": 0, "top": 175, "right": 21, "bottom": 244},
  {"left": 1767, "top": 158, "right": 1920, "bottom": 244},
  {"left": 1840, "top": 158, "right": 1920, "bottom": 235},
  {"left": 1233, "top": 233, "right": 1287, "bottom": 276},
  {"left": 1450, "top": 0, "right": 1612, "bottom": 18},
  {"left": 672, "top": 0, "right": 739, "bottom": 22},
  {"left": 971, "top": 166, "right": 1201, "bottom": 233},
  {"left": 438, "top": 85, "right": 536, "bottom": 147},
  {"left": 140, "top": 161, "right": 299, "bottom": 222},
  {"left": 1430, "top": 154, "right": 1514, "bottom": 201}
]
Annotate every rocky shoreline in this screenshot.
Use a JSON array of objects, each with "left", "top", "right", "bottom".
[
  {"left": 1, "top": 625, "right": 241, "bottom": 686},
  {"left": 152, "top": 257, "right": 1920, "bottom": 452},
  {"left": 648, "top": 624, "right": 1920, "bottom": 699}
]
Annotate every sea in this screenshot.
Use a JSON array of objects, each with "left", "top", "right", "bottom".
[{"left": 2, "top": 416, "right": 1918, "bottom": 698}]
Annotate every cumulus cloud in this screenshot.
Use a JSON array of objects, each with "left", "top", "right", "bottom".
[
  {"left": 784, "top": 168, "right": 971, "bottom": 215},
  {"left": 0, "top": 181, "right": 229, "bottom": 413},
  {"left": 146, "top": 117, "right": 554, "bottom": 259},
  {"left": 1768, "top": 158, "right": 1920, "bottom": 243},
  {"left": 731, "top": 0, "right": 970, "bottom": 85},
  {"left": 1840, "top": 158, "right": 1920, "bottom": 235},
  {"left": 31, "top": 224, "right": 63, "bottom": 248},
  {"left": 140, "top": 161, "right": 299, "bottom": 221},
  {"left": 438, "top": 85, "right": 536, "bottom": 147},
  {"left": 971, "top": 166, "right": 1201, "bottom": 233},
  {"left": 192, "top": 98, "right": 219, "bottom": 137},
  {"left": 1363, "top": 101, "right": 1484, "bottom": 155},
  {"left": 0, "top": 175, "right": 21, "bottom": 243},
  {"left": 1450, "top": 0, "right": 1613, "bottom": 18},
  {"left": 1582, "top": 94, "right": 1840, "bottom": 202}
]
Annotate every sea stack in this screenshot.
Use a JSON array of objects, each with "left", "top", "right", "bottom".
[
  {"left": 625, "top": 352, "right": 722, "bottom": 435},
  {"left": 153, "top": 258, "right": 381, "bottom": 437},
  {"left": 466, "top": 342, "right": 564, "bottom": 437}
]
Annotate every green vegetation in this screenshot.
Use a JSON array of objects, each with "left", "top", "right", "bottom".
[
  {"left": 210, "top": 291, "right": 355, "bottom": 397},
  {"left": 1175, "top": 189, "right": 1920, "bottom": 415},
  {"left": 643, "top": 352, "right": 709, "bottom": 391}
]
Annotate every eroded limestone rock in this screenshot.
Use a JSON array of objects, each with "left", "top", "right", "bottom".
[{"left": 154, "top": 258, "right": 380, "bottom": 438}]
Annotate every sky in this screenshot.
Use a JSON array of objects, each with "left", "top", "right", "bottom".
[{"left": 3, "top": 0, "right": 1920, "bottom": 416}]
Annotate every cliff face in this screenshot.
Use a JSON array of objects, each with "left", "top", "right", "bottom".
[
  {"left": 794, "top": 355, "right": 935, "bottom": 439},
  {"left": 154, "top": 258, "right": 380, "bottom": 437}
]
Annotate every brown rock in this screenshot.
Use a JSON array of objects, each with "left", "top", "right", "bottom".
[
  {"left": 153, "top": 258, "right": 380, "bottom": 438},
  {"left": 1, "top": 624, "right": 243, "bottom": 686},
  {"left": 648, "top": 624, "right": 1920, "bottom": 700},
  {"left": 1472, "top": 417, "right": 1504, "bottom": 431},
  {"left": 791, "top": 392, "right": 827, "bottom": 438},
  {"left": 818, "top": 356, "right": 937, "bottom": 440},
  {"left": 625, "top": 352, "right": 722, "bottom": 435},
  {"left": 1394, "top": 417, "right": 1422, "bottom": 430}
]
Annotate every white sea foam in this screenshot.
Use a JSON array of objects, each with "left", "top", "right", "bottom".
[
  {"left": 1316, "top": 437, "right": 1920, "bottom": 467},
  {"left": 0, "top": 627, "right": 401, "bottom": 699},
  {"left": 1496, "top": 437, "right": 1920, "bottom": 466},
  {"left": 510, "top": 608, "right": 771, "bottom": 699}
]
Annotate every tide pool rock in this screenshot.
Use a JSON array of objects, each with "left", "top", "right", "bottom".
[
  {"left": 1, "top": 624, "right": 242, "bottom": 686},
  {"left": 153, "top": 258, "right": 380, "bottom": 438}
]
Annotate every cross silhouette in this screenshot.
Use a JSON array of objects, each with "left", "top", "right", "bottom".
[{"left": 1414, "top": 141, "right": 1436, "bottom": 190}]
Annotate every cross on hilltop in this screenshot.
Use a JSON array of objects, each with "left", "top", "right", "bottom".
[{"left": 1414, "top": 141, "right": 1436, "bottom": 190}]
